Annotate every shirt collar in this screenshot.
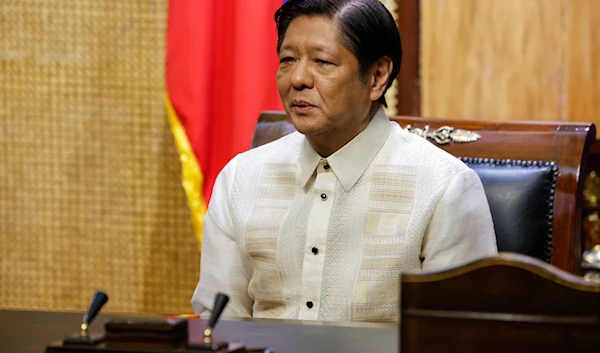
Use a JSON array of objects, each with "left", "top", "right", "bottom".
[{"left": 300, "top": 106, "right": 392, "bottom": 191}]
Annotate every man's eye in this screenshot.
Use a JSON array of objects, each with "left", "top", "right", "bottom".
[
  {"left": 279, "top": 57, "right": 295, "bottom": 63},
  {"left": 315, "top": 59, "right": 332, "bottom": 65}
]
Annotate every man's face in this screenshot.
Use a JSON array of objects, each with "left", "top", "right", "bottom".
[{"left": 277, "top": 16, "right": 374, "bottom": 145}]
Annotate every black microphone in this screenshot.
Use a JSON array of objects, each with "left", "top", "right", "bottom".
[
  {"left": 203, "top": 293, "right": 230, "bottom": 343},
  {"left": 204, "top": 293, "right": 229, "bottom": 336},
  {"left": 190, "top": 293, "right": 272, "bottom": 352},
  {"left": 80, "top": 291, "right": 109, "bottom": 336},
  {"left": 188, "top": 293, "right": 231, "bottom": 351}
]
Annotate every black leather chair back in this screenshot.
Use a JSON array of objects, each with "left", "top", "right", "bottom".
[{"left": 461, "top": 158, "right": 558, "bottom": 262}]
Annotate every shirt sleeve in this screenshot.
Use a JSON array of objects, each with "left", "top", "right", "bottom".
[
  {"left": 421, "top": 168, "right": 498, "bottom": 272},
  {"left": 191, "top": 155, "right": 253, "bottom": 317}
]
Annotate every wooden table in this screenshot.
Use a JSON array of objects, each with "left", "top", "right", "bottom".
[{"left": 0, "top": 309, "right": 397, "bottom": 353}]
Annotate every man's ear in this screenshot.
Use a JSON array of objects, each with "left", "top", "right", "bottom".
[{"left": 369, "top": 56, "right": 393, "bottom": 102}]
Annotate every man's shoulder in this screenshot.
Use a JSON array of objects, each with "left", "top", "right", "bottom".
[
  {"left": 224, "top": 132, "right": 303, "bottom": 175},
  {"left": 385, "top": 126, "right": 470, "bottom": 175},
  {"left": 375, "top": 126, "right": 484, "bottom": 208}
]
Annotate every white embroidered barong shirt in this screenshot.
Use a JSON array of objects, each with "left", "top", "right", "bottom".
[{"left": 192, "top": 107, "right": 497, "bottom": 322}]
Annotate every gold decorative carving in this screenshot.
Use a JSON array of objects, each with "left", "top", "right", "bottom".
[
  {"left": 402, "top": 125, "right": 482, "bottom": 144},
  {"left": 583, "top": 244, "right": 600, "bottom": 262}
]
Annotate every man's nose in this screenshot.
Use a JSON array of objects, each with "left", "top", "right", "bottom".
[{"left": 290, "top": 59, "right": 314, "bottom": 90}]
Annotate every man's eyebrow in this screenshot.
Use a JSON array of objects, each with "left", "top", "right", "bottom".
[
  {"left": 279, "top": 44, "right": 296, "bottom": 52},
  {"left": 308, "top": 45, "right": 338, "bottom": 58},
  {"left": 279, "top": 44, "right": 339, "bottom": 59}
]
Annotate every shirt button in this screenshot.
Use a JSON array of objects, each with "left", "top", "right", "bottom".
[
  {"left": 324, "top": 164, "right": 330, "bottom": 170},
  {"left": 312, "top": 247, "right": 319, "bottom": 255},
  {"left": 306, "top": 301, "right": 313, "bottom": 309},
  {"left": 320, "top": 193, "right": 327, "bottom": 200}
]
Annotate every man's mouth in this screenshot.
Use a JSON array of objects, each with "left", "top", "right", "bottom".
[
  {"left": 291, "top": 100, "right": 316, "bottom": 113},
  {"left": 292, "top": 100, "right": 315, "bottom": 107}
]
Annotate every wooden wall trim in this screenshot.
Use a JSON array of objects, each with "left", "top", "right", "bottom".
[{"left": 395, "top": 0, "right": 420, "bottom": 116}]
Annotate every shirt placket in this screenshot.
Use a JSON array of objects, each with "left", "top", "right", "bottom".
[{"left": 298, "top": 159, "right": 336, "bottom": 320}]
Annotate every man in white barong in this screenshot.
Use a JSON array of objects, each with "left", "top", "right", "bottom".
[{"left": 192, "top": 0, "right": 497, "bottom": 322}]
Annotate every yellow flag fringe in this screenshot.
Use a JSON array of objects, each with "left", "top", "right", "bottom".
[{"left": 164, "top": 92, "right": 207, "bottom": 251}]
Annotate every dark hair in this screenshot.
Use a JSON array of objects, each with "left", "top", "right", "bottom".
[{"left": 275, "top": 0, "right": 402, "bottom": 107}]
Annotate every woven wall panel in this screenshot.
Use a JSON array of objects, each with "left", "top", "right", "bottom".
[{"left": 0, "top": 0, "right": 200, "bottom": 314}]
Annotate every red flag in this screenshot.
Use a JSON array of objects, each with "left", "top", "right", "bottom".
[{"left": 166, "top": 0, "right": 283, "bottom": 247}]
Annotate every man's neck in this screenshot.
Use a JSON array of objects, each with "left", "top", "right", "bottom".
[{"left": 308, "top": 104, "right": 380, "bottom": 157}]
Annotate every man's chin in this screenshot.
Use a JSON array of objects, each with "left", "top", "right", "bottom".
[
  {"left": 288, "top": 112, "right": 327, "bottom": 134},
  {"left": 291, "top": 125, "right": 326, "bottom": 137}
]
